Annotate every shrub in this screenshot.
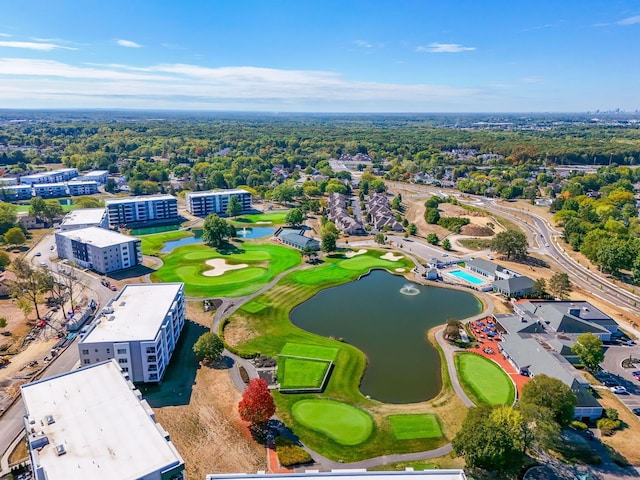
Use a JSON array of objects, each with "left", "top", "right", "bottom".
[
  {"left": 596, "top": 418, "right": 620, "bottom": 436},
  {"left": 239, "top": 366, "right": 250, "bottom": 385},
  {"left": 437, "top": 216, "right": 470, "bottom": 233},
  {"left": 275, "top": 437, "right": 312, "bottom": 467},
  {"left": 604, "top": 408, "right": 619, "bottom": 421},
  {"left": 571, "top": 420, "right": 588, "bottom": 431},
  {"left": 589, "top": 455, "right": 602, "bottom": 466}
]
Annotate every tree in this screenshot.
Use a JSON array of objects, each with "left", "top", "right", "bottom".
[
  {"left": 519, "top": 374, "right": 576, "bottom": 428},
  {"left": 0, "top": 202, "right": 17, "bottom": 236},
  {"left": 442, "top": 238, "right": 451, "bottom": 251},
  {"left": 201, "top": 214, "right": 230, "bottom": 248},
  {"left": 285, "top": 208, "right": 304, "bottom": 226},
  {"left": 50, "top": 263, "right": 87, "bottom": 318},
  {"left": 8, "top": 258, "right": 54, "bottom": 320},
  {"left": 407, "top": 223, "right": 417, "bottom": 235},
  {"left": 302, "top": 245, "right": 318, "bottom": 263},
  {"left": 424, "top": 208, "right": 440, "bottom": 224},
  {"left": 0, "top": 251, "right": 9, "bottom": 271},
  {"left": 426, "top": 233, "right": 439, "bottom": 245},
  {"left": 571, "top": 333, "right": 604, "bottom": 371},
  {"left": 29, "top": 196, "right": 46, "bottom": 219},
  {"left": 226, "top": 195, "right": 243, "bottom": 218},
  {"left": 4, "top": 227, "right": 26, "bottom": 247},
  {"left": 193, "top": 332, "right": 224, "bottom": 363},
  {"left": 444, "top": 319, "right": 462, "bottom": 342},
  {"left": 73, "top": 196, "right": 102, "bottom": 209},
  {"left": 104, "top": 178, "right": 118, "bottom": 193},
  {"left": 490, "top": 230, "right": 528, "bottom": 260},
  {"left": 238, "top": 378, "right": 276, "bottom": 426},
  {"left": 548, "top": 272, "right": 572, "bottom": 299},
  {"left": 531, "top": 278, "right": 547, "bottom": 298},
  {"left": 271, "top": 182, "right": 296, "bottom": 204},
  {"left": 452, "top": 404, "right": 525, "bottom": 474},
  {"left": 374, "top": 233, "right": 386, "bottom": 245},
  {"left": 321, "top": 221, "right": 338, "bottom": 253}
]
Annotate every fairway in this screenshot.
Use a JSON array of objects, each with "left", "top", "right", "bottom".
[
  {"left": 291, "top": 399, "right": 373, "bottom": 446},
  {"left": 388, "top": 414, "right": 443, "bottom": 440},
  {"left": 280, "top": 342, "right": 338, "bottom": 360},
  {"left": 278, "top": 357, "right": 332, "bottom": 390},
  {"left": 455, "top": 353, "right": 515, "bottom": 405},
  {"left": 233, "top": 210, "right": 289, "bottom": 224},
  {"left": 151, "top": 243, "right": 300, "bottom": 297}
]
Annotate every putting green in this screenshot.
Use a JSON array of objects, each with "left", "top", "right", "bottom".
[
  {"left": 455, "top": 353, "right": 515, "bottom": 405},
  {"left": 278, "top": 357, "right": 332, "bottom": 390},
  {"left": 233, "top": 211, "right": 289, "bottom": 225},
  {"left": 152, "top": 243, "right": 300, "bottom": 297},
  {"left": 388, "top": 414, "right": 443, "bottom": 440},
  {"left": 280, "top": 343, "right": 339, "bottom": 361},
  {"left": 292, "top": 399, "right": 373, "bottom": 445}
]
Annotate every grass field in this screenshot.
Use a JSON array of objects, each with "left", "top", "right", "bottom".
[
  {"left": 151, "top": 242, "right": 300, "bottom": 297},
  {"left": 455, "top": 353, "right": 515, "bottom": 406},
  {"left": 233, "top": 210, "right": 289, "bottom": 225},
  {"left": 15, "top": 203, "right": 75, "bottom": 213},
  {"left": 278, "top": 357, "right": 332, "bottom": 390},
  {"left": 291, "top": 399, "right": 373, "bottom": 446},
  {"left": 140, "top": 230, "right": 191, "bottom": 255},
  {"left": 388, "top": 414, "right": 443, "bottom": 440},
  {"left": 280, "top": 342, "right": 338, "bottom": 360}
]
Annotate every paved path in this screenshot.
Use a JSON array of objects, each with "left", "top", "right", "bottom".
[{"left": 434, "top": 328, "right": 475, "bottom": 408}]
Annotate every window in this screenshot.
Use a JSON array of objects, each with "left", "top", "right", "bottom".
[
  {"left": 82, "top": 349, "right": 89, "bottom": 355},
  {"left": 83, "top": 359, "right": 90, "bottom": 364},
  {"left": 94, "top": 349, "right": 98, "bottom": 353},
  {"left": 117, "top": 348, "right": 127, "bottom": 354},
  {"left": 146, "top": 347, "right": 156, "bottom": 354},
  {"left": 122, "top": 367, "right": 129, "bottom": 372},
  {"left": 106, "top": 348, "right": 110, "bottom": 354},
  {"left": 118, "top": 358, "right": 128, "bottom": 364}
]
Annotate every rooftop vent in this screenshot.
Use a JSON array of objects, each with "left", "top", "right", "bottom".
[
  {"left": 119, "top": 301, "right": 126, "bottom": 307},
  {"left": 107, "top": 316, "right": 115, "bottom": 321},
  {"left": 55, "top": 444, "right": 66, "bottom": 456},
  {"left": 45, "top": 415, "right": 55, "bottom": 425}
]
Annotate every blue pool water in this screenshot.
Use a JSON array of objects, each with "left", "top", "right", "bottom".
[{"left": 448, "top": 269, "right": 485, "bottom": 285}]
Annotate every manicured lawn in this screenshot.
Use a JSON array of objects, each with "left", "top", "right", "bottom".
[
  {"left": 278, "top": 357, "right": 332, "bottom": 390},
  {"left": 388, "top": 414, "right": 443, "bottom": 440},
  {"left": 291, "top": 399, "right": 373, "bottom": 446},
  {"left": 280, "top": 342, "right": 338, "bottom": 361},
  {"left": 240, "top": 300, "right": 268, "bottom": 314},
  {"left": 139, "top": 230, "right": 191, "bottom": 255},
  {"left": 455, "top": 353, "right": 515, "bottom": 406},
  {"left": 233, "top": 210, "right": 289, "bottom": 225},
  {"left": 151, "top": 242, "right": 301, "bottom": 297},
  {"left": 15, "top": 203, "right": 75, "bottom": 213}
]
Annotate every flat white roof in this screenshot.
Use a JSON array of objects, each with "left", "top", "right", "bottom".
[
  {"left": 83, "top": 170, "right": 109, "bottom": 175},
  {"left": 21, "top": 360, "right": 183, "bottom": 480},
  {"left": 105, "top": 194, "right": 176, "bottom": 205},
  {"left": 82, "top": 283, "right": 183, "bottom": 343},
  {"left": 33, "top": 182, "right": 67, "bottom": 188},
  {"left": 207, "top": 470, "right": 466, "bottom": 480},
  {"left": 56, "top": 226, "right": 136, "bottom": 248},
  {"left": 60, "top": 208, "right": 106, "bottom": 227},
  {"left": 67, "top": 180, "right": 98, "bottom": 186},
  {"left": 186, "top": 188, "right": 250, "bottom": 199}
]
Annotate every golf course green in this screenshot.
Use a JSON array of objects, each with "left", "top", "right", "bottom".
[
  {"left": 388, "top": 414, "right": 443, "bottom": 440},
  {"left": 291, "top": 399, "right": 373, "bottom": 446},
  {"left": 455, "top": 352, "right": 515, "bottom": 406}
]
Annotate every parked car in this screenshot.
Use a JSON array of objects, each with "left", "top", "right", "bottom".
[
  {"left": 610, "top": 386, "right": 628, "bottom": 394},
  {"left": 109, "top": 285, "right": 117, "bottom": 291},
  {"left": 101, "top": 279, "right": 110, "bottom": 287},
  {"left": 585, "top": 430, "right": 595, "bottom": 440},
  {"left": 632, "top": 408, "right": 640, "bottom": 416},
  {"left": 35, "top": 252, "right": 41, "bottom": 256},
  {"left": 39, "top": 261, "right": 47, "bottom": 267}
]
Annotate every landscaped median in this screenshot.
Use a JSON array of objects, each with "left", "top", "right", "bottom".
[
  {"left": 454, "top": 352, "right": 516, "bottom": 406},
  {"left": 222, "top": 249, "right": 458, "bottom": 462}
]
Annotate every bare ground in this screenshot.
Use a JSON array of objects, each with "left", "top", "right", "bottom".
[{"left": 595, "top": 390, "right": 640, "bottom": 465}]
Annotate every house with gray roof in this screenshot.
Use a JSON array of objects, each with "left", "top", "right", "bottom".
[
  {"left": 492, "top": 276, "right": 535, "bottom": 297},
  {"left": 465, "top": 258, "right": 534, "bottom": 298},
  {"left": 466, "top": 258, "right": 519, "bottom": 280},
  {"left": 274, "top": 226, "right": 320, "bottom": 251}
]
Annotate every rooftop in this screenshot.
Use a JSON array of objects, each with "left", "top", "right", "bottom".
[
  {"left": 56, "top": 226, "right": 137, "bottom": 248},
  {"left": 186, "top": 188, "right": 251, "bottom": 198},
  {"left": 82, "top": 283, "right": 183, "bottom": 343},
  {"left": 83, "top": 170, "right": 109, "bottom": 175},
  {"left": 105, "top": 194, "right": 176, "bottom": 205},
  {"left": 59, "top": 208, "right": 106, "bottom": 227},
  {"left": 21, "top": 360, "right": 183, "bottom": 480}
]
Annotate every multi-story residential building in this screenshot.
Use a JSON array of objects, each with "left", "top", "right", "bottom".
[
  {"left": 21, "top": 359, "right": 185, "bottom": 480},
  {"left": 79, "top": 283, "right": 185, "bottom": 383},
  {"left": 58, "top": 208, "right": 109, "bottom": 231},
  {"left": 0, "top": 184, "right": 32, "bottom": 201},
  {"left": 79, "top": 169, "right": 109, "bottom": 184},
  {"left": 55, "top": 227, "right": 142, "bottom": 273},
  {"left": 105, "top": 194, "right": 179, "bottom": 226},
  {"left": 67, "top": 180, "right": 99, "bottom": 196},
  {"left": 33, "top": 183, "right": 68, "bottom": 199},
  {"left": 20, "top": 168, "right": 78, "bottom": 185},
  {"left": 0, "top": 177, "right": 18, "bottom": 185},
  {"left": 186, "top": 188, "right": 252, "bottom": 217}
]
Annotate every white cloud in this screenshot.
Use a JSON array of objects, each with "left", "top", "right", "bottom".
[
  {"left": 116, "top": 39, "right": 143, "bottom": 48},
  {"left": 0, "top": 33, "right": 11, "bottom": 38},
  {"left": 616, "top": 15, "right": 640, "bottom": 25},
  {"left": 354, "top": 39, "right": 373, "bottom": 48},
  {"left": 416, "top": 43, "right": 476, "bottom": 53},
  {"left": 0, "top": 41, "right": 77, "bottom": 51}
]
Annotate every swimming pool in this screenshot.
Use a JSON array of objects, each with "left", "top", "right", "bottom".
[{"left": 448, "top": 269, "right": 486, "bottom": 285}]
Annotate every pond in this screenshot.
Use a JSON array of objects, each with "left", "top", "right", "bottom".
[
  {"left": 235, "top": 226, "right": 275, "bottom": 239},
  {"left": 290, "top": 270, "right": 482, "bottom": 404},
  {"left": 160, "top": 227, "right": 275, "bottom": 253}
]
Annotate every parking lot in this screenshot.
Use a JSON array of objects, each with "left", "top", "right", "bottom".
[{"left": 600, "top": 344, "right": 640, "bottom": 414}]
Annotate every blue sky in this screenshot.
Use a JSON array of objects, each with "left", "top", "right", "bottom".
[{"left": 0, "top": 0, "right": 639, "bottom": 112}]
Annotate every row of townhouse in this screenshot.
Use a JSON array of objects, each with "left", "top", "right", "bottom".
[
  {"left": 367, "top": 193, "right": 403, "bottom": 231},
  {"left": 0, "top": 180, "right": 99, "bottom": 201},
  {"left": 327, "top": 192, "right": 365, "bottom": 235}
]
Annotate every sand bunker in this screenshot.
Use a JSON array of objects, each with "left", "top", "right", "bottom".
[
  {"left": 345, "top": 249, "right": 367, "bottom": 258},
  {"left": 381, "top": 252, "right": 404, "bottom": 262},
  {"left": 395, "top": 268, "right": 406, "bottom": 272},
  {"left": 203, "top": 258, "right": 249, "bottom": 277},
  {"left": 255, "top": 221, "right": 271, "bottom": 224}
]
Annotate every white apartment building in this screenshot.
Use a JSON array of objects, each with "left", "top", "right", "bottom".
[
  {"left": 33, "top": 183, "right": 68, "bottom": 198},
  {"left": 0, "top": 184, "right": 32, "bottom": 201},
  {"left": 21, "top": 359, "right": 185, "bottom": 480},
  {"left": 20, "top": 168, "right": 78, "bottom": 185},
  {"left": 186, "top": 188, "right": 252, "bottom": 217},
  {"left": 106, "top": 194, "right": 178, "bottom": 226},
  {"left": 67, "top": 180, "right": 99, "bottom": 196},
  {"left": 79, "top": 169, "right": 109, "bottom": 184},
  {"left": 55, "top": 227, "right": 142, "bottom": 273},
  {"left": 79, "top": 283, "right": 185, "bottom": 383},
  {"left": 58, "top": 208, "right": 109, "bottom": 231}
]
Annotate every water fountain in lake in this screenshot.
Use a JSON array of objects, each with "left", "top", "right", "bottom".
[{"left": 399, "top": 283, "right": 420, "bottom": 296}]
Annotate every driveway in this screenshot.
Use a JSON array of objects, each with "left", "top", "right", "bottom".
[{"left": 602, "top": 345, "right": 640, "bottom": 413}]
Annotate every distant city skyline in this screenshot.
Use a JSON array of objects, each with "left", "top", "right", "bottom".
[{"left": 0, "top": 1, "right": 639, "bottom": 112}]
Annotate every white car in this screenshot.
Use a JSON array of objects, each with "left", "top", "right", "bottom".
[{"left": 610, "top": 386, "right": 628, "bottom": 394}]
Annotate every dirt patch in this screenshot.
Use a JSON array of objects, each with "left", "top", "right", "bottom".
[
  {"left": 223, "top": 315, "right": 258, "bottom": 348},
  {"left": 186, "top": 301, "right": 213, "bottom": 328},
  {"left": 154, "top": 364, "right": 266, "bottom": 479},
  {"left": 460, "top": 224, "right": 494, "bottom": 237},
  {"left": 596, "top": 390, "right": 640, "bottom": 464}
]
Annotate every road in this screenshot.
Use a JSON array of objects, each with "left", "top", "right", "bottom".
[
  {"left": 0, "top": 233, "right": 118, "bottom": 460},
  {"left": 389, "top": 181, "right": 640, "bottom": 318}
]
